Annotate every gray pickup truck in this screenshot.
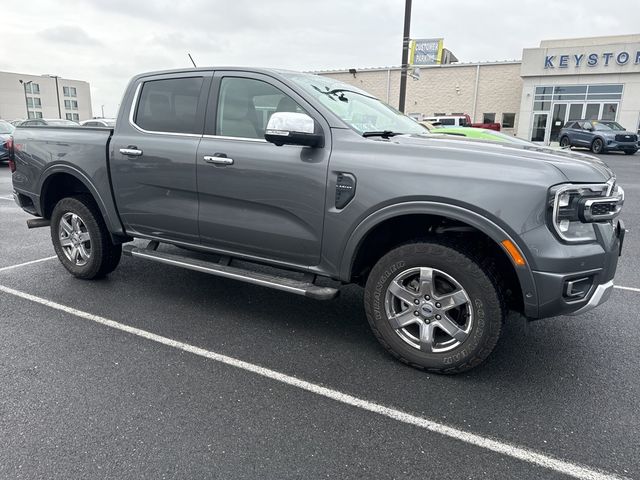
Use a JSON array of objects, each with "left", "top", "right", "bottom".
[{"left": 9, "top": 67, "right": 626, "bottom": 373}]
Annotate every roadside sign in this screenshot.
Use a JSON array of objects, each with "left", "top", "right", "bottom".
[{"left": 410, "top": 38, "right": 444, "bottom": 66}]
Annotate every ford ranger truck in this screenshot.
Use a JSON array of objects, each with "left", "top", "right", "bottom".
[{"left": 9, "top": 68, "right": 625, "bottom": 373}]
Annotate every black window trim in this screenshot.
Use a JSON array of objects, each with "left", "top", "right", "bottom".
[{"left": 129, "top": 72, "right": 212, "bottom": 137}]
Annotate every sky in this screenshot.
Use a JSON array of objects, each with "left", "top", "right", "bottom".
[{"left": 3, "top": 0, "right": 638, "bottom": 118}]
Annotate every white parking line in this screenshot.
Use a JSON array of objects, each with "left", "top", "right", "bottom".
[
  {"left": 0, "top": 256, "right": 57, "bottom": 273},
  {"left": 0, "top": 284, "right": 628, "bottom": 480},
  {"left": 615, "top": 285, "right": 640, "bottom": 293}
]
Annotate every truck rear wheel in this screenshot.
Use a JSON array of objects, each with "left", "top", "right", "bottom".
[
  {"left": 50, "top": 195, "right": 122, "bottom": 279},
  {"left": 364, "top": 241, "right": 505, "bottom": 374}
]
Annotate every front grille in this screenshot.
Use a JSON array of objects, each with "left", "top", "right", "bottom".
[{"left": 615, "top": 134, "right": 637, "bottom": 143}]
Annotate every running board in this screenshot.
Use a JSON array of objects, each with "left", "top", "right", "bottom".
[{"left": 122, "top": 245, "right": 339, "bottom": 300}]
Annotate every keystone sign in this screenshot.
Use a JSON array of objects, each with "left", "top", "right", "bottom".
[{"left": 544, "top": 50, "right": 640, "bottom": 68}]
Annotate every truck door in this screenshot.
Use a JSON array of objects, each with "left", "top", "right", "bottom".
[
  {"left": 195, "top": 72, "right": 331, "bottom": 266},
  {"left": 110, "top": 72, "right": 211, "bottom": 244}
]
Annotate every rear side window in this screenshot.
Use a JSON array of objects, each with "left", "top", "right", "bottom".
[
  {"left": 439, "top": 118, "right": 455, "bottom": 126},
  {"left": 134, "top": 77, "right": 203, "bottom": 134}
]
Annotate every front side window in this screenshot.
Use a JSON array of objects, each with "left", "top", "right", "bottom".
[
  {"left": 286, "top": 73, "right": 425, "bottom": 135},
  {"left": 216, "top": 77, "right": 305, "bottom": 139},
  {"left": 134, "top": 76, "right": 203, "bottom": 134}
]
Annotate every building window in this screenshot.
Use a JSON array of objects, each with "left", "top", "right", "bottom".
[
  {"left": 66, "top": 113, "right": 73, "bottom": 120},
  {"left": 25, "top": 83, "right": 40, "bottom": 94},
  {"left": 65, "top": 113, "right": 79, "bottom": 121},
  {"left": 28, "top": 111, "right": 43, "bottom": 119},
  {"left": 63, "top": 86, "right": 77, "bottom": 97},
  {"left": 483, "top": 113, "right": 496, "bottom": 123},
  {"left": 502, "top": 113, "right": 516, "bottom": 128},
  {"left": 64, "top": 100, "right": 78, "bottom": 110},
  {"left": 64, "top": 100, "right": 70, "bottom": 109},
  {"left": 434, "top": 112, "right": 446, "bottom": 116}
]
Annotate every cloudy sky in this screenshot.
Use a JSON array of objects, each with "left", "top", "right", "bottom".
[{"left": 4, "top": 0, "right": 638, "bottom": 117}]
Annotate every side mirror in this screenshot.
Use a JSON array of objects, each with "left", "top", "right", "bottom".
[{"left": 264, "top": 112, "right": 324, "bottom": 148}]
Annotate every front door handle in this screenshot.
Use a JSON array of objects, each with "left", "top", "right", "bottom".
[
  {"left": 204, "top": 154, "right": 234, "bottom": 165},
  {"left": 120, "top": 147, "right": 143, "bottom": 157}
]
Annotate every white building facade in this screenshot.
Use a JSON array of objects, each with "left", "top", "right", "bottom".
[
  {"left": 0, "top": 71, "right": 92, "bottom": 122},
  {"left": 518, "top": 34, "right": 640, "bottom": 144}
]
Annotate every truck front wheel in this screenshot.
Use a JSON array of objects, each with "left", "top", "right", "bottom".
[
  {"left": 50, "top": 195, "right": 122, "bottom": 279},
  {"left": 364, "top": 241, "right": 505, "bottom": 374}
]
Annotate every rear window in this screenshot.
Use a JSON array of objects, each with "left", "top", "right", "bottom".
[{"left": 134, "top": 77, "right": 203, "bottom": 134}]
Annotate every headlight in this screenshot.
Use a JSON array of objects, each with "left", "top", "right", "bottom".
[{"left": 548, "top": 181, "right": 624, "bottom": 243}]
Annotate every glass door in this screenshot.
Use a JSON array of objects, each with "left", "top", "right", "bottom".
[
  {"left": 530, "top": 113, "right": 548, "bottom": 143},
  {"left": 549, "top": 103, "right": 567, "bottom": 143}
]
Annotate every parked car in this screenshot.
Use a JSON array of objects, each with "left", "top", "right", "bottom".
[
  {"left": 19, "top": 118, "right": 80, "bottom": 127},
  {"left": 81, "top": 118, "right": 116, "bottom": 128},
  {"left": 559, "top": 120, "right": 638, "bottom": 155},
  {"left": 10, "top": 67, "right": 625, "bottom": 374},
  {"left": 423, "top": 114, "right": 501, "bottom": 131},
  {"left": 0, "top": 119, "right": 15, "bottom": 162},
  {"left": 9, "top": 119, "right": 24, "bottom": 126}
]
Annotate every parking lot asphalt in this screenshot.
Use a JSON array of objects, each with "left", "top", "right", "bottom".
[{"left": 1, "top": 151, "right": 639, "bottom": 480}]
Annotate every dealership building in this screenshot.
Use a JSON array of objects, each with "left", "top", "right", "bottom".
[
  {"left": 0, "top": 71, "right": 92, "bottom": 122},
  {"left": 317, "top": 34, "right": 640, "bottom": 144}
]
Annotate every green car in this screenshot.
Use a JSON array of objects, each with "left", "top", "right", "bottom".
[{"left": 421, "top": 123, "right": 532, "bottom": 145}]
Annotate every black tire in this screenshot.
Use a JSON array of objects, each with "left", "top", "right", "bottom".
[
  {"left": 591, "top": 138, "right": 604, "bottom": 154},
  {"left": 364, "top": 241, "right": 505, "bottom": 374},
  {"left": 50, "top": 195, "right": 122, "bottom": 279},
  {"left": 624, "top": 150, "right": 637, "bottom": 155},
  {"left": 559, "top": 136, "right": 571, "bottom": 148}
]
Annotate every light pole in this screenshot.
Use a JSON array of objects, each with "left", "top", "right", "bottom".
[
  {"left": 47, "top": 75, "right": 62, "bottom": 119},
  {"left": 19, "top": 80, "right": 32, "bottom": 119},
  {"left": 101, "top": 105, "right": 105, "bottom": 118},
  {"left": 398, "top": 0, "right": 412, "bottom": 113}
]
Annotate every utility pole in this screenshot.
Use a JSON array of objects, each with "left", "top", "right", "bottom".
[
  {"left": 101, "top": 105, "right": 105, "bottom": 117},
  {"left": 19, "top": 80, "right": 32, "bottom": 119},
  {"left": 398, "top": 0, "right": 412, "bottom": 113},
  {"left": 53, "top": 76, "right": 62, "bottom": 119}
]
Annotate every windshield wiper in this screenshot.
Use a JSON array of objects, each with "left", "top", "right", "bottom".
[{"left": 362, "top": 130, "right": 403, "bottom": 138}]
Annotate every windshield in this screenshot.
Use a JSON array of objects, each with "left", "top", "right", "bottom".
[
  {"left": 285, "top": 73, "right": 426, "bottom": 136},
  {"left": 0, "top": 120, "right": 15, "bottom": 134},
  {"left": 593, "top": 121, "right": 624, "bottom": 131}
]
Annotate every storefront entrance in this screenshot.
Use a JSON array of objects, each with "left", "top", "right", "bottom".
[{"left": 529, "top": 84, "right": 622, "bottom": 144}]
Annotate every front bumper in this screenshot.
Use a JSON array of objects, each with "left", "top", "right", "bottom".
[
  {"left": 604, "top": 141, "right": 637, "bottom": 153},
  {"left": 526, "top": 219, "right": 624, "bottom": 319}
]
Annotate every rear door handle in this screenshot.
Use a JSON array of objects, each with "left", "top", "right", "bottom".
[
  {"left": 120, "top": 147, "right": 143, "bottom": 157},
  {"left": 204, "top": 154, "right": 234, "bottom": 165}
]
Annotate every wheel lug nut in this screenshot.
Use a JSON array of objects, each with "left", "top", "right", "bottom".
[
  {"left": 414, "top": 299, "right": 420, "bottom": 305},
  {"left": 425, "top": 319, "right": 430, "bottom": 324},
  {"left": 413, "top": 311, "right": 419, "bottom": 316},
  {"left": 435, "top": 302, "right": 441, "bottom": 308},
  {"left": 424, "top": 295, "right": 430, "bottom": 300},
  {"left": 435, "top": 314, "right": 441, "bottom": 320}
]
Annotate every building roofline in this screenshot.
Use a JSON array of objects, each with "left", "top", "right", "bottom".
[{"left": 311, "top": 60, "right": 522, "bottom": 74}]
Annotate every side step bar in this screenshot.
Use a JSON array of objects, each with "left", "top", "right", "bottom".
[
  {"left": 122, "top": 245, "right": 339, "bottom": 300},
  {"left": 26, "top": 218, "right": 51, "bottom": 229}
]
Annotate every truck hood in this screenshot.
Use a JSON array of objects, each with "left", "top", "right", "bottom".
[{"left": 392, "top": 134, "right": 614, "bottom": 183}]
